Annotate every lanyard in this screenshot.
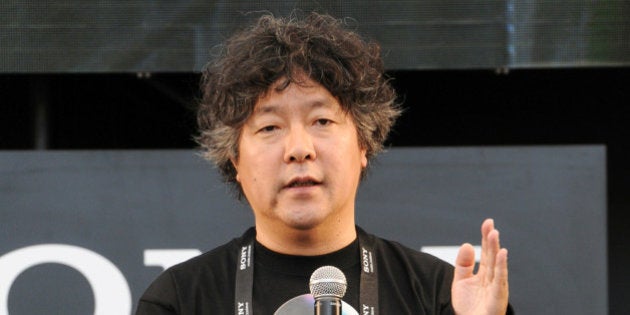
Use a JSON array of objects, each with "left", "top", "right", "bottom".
[{"left": 234, "top": 228, "right": 379, "bottom": 315}]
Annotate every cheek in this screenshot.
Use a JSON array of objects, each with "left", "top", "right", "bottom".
[
  {"left": 340, "top": 135, "right": 366, "bottom": 165},
  {"left": 239, "top": 171, "right": 261, "bottom": 201},
  {"left": 326, "top": 141, "right": 364, "bottom": 174},
  {"left": 239, "top": 155, "right": 275, "bottom": 190}
]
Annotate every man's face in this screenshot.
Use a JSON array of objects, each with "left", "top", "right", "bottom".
[{"left": 232, "top": 76, "right": 367, "bottom": 232}]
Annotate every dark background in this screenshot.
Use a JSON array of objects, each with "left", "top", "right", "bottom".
[
  {"left": 1, "top": 67, "right": 628, "bottom": 314},
  {"left": 1, "top": 0, "right": 628, "bottom": 313}
]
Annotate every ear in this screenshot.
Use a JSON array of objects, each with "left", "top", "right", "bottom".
[
  {"left": 230, "top": 157, "right": 240, "bottom": 182},
  {"left": 360, "top": 148, "right": 368, "bottom": 168}
]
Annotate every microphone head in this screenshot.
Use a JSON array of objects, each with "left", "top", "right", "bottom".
[{"left": 309, "top": 265, "right": 347, "bottom": 299}]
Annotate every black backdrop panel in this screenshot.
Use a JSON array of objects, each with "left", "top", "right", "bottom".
[
  {"left": 1, "top": 1, "right": 628, "bottom": 72},
  {"left": 0, "top": 146, "right": 606, "bottom": 314}
]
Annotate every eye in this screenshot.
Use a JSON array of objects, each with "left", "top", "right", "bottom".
[
  {"left": 315, "top": 118, "right": 332, "bottom": 126},
  {"left": 258, "top": 125, "right": 278, "bottom": 133}
]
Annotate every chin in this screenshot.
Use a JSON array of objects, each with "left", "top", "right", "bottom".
[
  {"left": 283, "top": 217, "right": 323, "bottom": 231},
  {"left": 281, "top": 212, "right": 327, "bottom": 231},
  {"left": 274, "top": 201, "right": 331, "bottom": 229}
]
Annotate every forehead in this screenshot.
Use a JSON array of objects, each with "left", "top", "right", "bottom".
[{"left": 252, "top": 76, "right": 341, "bottom": 115}]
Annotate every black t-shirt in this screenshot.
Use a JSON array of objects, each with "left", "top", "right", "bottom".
[
  {"left": 136, "top": 227, "right": 506, "bottom": 314},
  {"left": 252, "top": 232, "right": 362, "bottom": 313}
]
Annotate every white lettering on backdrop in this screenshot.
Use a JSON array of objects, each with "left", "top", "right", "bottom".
[{"left": 0, "top": 244, "right": 471, "bottom": 315}]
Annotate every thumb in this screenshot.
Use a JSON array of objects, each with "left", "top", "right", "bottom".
[{"left": 453, "top": 243, "right": 476, "bottom": 281}]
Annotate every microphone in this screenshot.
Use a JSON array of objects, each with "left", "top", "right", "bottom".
[{"left": 309, "top": 266, "right": 347, "bottom": 315}]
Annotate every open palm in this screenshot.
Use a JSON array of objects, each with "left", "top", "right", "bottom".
[{"left": 451, "top": 219, "right": 509, "bottom": 315}]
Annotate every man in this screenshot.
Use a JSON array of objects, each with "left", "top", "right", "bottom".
[{"left": 137, "top": 12, "right": 510, "bottom": 314}]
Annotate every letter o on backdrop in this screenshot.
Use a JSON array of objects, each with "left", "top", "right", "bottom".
[{"left": 0, "top": 244, "right": 131, "bottom": 315}]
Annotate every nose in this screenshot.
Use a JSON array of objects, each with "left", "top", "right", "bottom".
[{"left": 283, "top": 126, "right": 316, "bottom": 163}]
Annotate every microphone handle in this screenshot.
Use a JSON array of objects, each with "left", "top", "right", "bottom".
[{"left": 314, "top": 297, "right": 342, "bottom": 315}]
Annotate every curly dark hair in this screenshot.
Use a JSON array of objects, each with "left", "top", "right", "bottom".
[{"left": 196, "top": 12, "right": 401, "bottom": 196}]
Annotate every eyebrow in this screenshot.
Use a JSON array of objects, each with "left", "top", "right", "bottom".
[{"left": 253, "top": 98, "right": 335, "bottom": 115}]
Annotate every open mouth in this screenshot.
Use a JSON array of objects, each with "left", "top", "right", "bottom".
[{"left": 285, "top": 178, "right": 321, "bottom": 188}]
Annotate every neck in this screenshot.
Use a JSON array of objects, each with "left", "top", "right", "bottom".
[{"left": 255, "top": 219, "right": 357, "bottom": 256}]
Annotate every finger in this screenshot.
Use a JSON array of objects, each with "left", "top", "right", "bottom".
[
  {"left": 453, "top": 243, "right": 476, "bottom": 282},
  {"left": 484, "top": 229, "right": 500, "bottom": 284},
  {"left": 478, "top": 218, "right": 494, "bottom": 279},
  {"left": 480, "top": 219, "right": 494, "bottom": 262},
  {"left": 493, "top": 248, "right": 510, "bottom": 304}
]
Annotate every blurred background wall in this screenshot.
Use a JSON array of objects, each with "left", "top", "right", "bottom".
[{"left": 1, "top": 1, "right": 628, "bottom": 314}]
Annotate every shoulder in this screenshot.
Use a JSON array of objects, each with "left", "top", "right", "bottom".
[
  {"left": 359, "top": 227, "right": 454, "bottom": 286},
  {"left": 165, "top": 228, "right": 255, "bottom": 291},
  {"left": 358, "top": 228, "right": 455, "bottom": 313},
  {"left": 360, "top": 228, "right": 452, "bottom": 270},
  {"left": 169, "top": 236, "right": 241, "bottom": 276},
  {"left": 137, "top": 228, "right": 254, "bottom": 311}
]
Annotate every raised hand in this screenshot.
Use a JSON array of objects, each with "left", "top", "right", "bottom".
[{"left": 451, "top": 219, "right": 509, "bottom": 315}]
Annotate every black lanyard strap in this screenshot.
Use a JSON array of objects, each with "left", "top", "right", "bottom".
[
  {"left": 234, "top": 227, "right": 379, "bottom": 315},
  {"left": 234, "top": 229, "right": 255, "bottom": 315},
  {"left": 358, "top": 229, "right": 378, "bottom": 315}
]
